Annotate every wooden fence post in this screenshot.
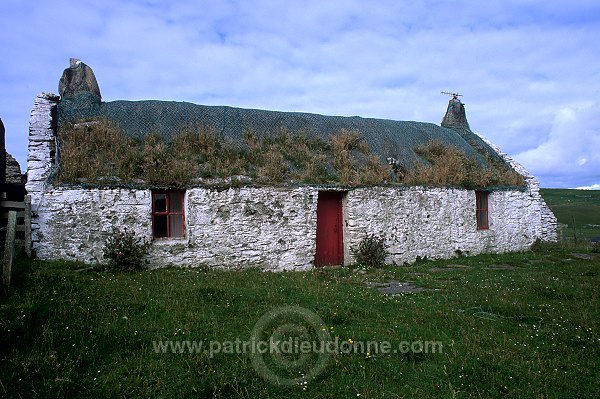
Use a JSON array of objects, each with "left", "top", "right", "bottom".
[
  {"left": 3, "top": 210, "right": 17, "bottom": 288},
  {"left": 24, "top": 195, "right": 32, "bottom": 258}
]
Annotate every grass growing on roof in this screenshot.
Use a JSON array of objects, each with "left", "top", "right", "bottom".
[
  {"left": 56, "top": 121, "right": 389, "bottom": 186},
  {"left": 405, "top": 140, "right": 526, "bottom": 188},
  {"left": 56, "top": 120, "right": 525, "bottom": 188},
  {"left": 330, "top": 129, "right": 391, "bottom": 185},
  {"left": 1, "top": 243, "right": 599, "bottom": 398}
]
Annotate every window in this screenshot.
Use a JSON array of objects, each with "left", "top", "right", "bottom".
[
  {"left": 475, "top": 191, "right": 489, "bottom": 230},
  {"left": 152, "top": 190, "right": 185, "bottom": 238}
]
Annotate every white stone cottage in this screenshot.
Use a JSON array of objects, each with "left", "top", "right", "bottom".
[{"left": 25, "top": 61, "right": 557, "bottom": 270}]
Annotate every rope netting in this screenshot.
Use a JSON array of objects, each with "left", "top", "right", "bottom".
[{"left": 57, "top": 93, "right": 501, "bottom": 171}]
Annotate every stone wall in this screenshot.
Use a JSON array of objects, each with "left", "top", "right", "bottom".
[
  {"left": 5, "top": 152, "right": 23, "bottom": 184},
  {"left": 30, "top": 187, "right": 318, "bottom": 270},
  {"left": 345, "top": 187, "right": 547, "bottom": 265},
  {"left": 26, "top": 93, "right": 59, "bottom": 206},
  {"left": 476, "top": 132, "right": 558, "bottom": 242},
  {"left": 31, "top": 188, "right": 152, "bottom": 262},
  {"left": 26, "top": 92, "right": 558, "bottom": 270},
  {"left": 154, "top": 187, "right": 318, "bottom": 269},
  {"left": 29, "top": 185, "right": 550, "bottom": 270}
]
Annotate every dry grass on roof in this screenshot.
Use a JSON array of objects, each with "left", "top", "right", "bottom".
[
  {"left": 331, "top": 129, "right": 391, "bottom": 185},
  {"left": 57, "top": 119, "right": 140, "bottom": 183},
  {"left": 55, "top": 120, "right": 392, "bottom": 186},
  {"left": 404, "top": 140, "right": 526, "bottom": 188},
  {"left": 55, "top": 120, "right": 525, "bottom": 189}
]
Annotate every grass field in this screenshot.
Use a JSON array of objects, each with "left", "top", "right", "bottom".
[
  {"left": 541, "top": 189, "right": 600, "bottom": 241},
  {"left": 1, "top": 242, "right": 599, "bottom": 398},
  {"left": 1, "top": 189, "right": 599, "bottom": 398}
]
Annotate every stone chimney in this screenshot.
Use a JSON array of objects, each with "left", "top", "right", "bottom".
[
  {"left": 58, "top": 58, "right": 101, "bottom": 101},
  {"left": 441, "top": 96, "right": 470, "bottom": 130}
]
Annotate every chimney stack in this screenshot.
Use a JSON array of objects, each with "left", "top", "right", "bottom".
[
  {"left": 441, "top": 95, "right": 470, "bottom": 130},
  {"left": 58, "top": 58, "right": 101, "bottom": 101}
]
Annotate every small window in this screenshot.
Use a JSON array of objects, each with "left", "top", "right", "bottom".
[
  {"left": 152, "top": 190, "right": 185, "bottom": 238},
  {"left": 475, "top": 191, "right": 489, "bottom": 230}
]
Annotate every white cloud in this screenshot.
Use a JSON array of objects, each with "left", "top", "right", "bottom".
[
  {"left": 514, "top": 101, "right": 600, "bottom": 187},
  {"left": 576, "top": 184, "right": 600, "bottom": 190}
]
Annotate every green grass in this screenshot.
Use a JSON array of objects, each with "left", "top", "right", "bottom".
[
  {"left": 2, "top": 243, "right": 600, "bottom": 398},
  {"left": 0, "top": 188, "right": 597, "bottom": 398},
  {"left": 541, "top": 189, "right": 600, "bottom": 241}
]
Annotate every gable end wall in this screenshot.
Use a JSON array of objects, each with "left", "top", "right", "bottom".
[{"left": 475, "top": 132, "right": 558, "bottom": 242}]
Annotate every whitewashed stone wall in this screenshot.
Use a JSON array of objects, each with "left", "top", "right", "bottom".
[
  {"left": 31, "top": 188, "right": 152, "bottom": 262},
  {"left": 28, "top": 187, "right": 319, "bottom": 270},
  {"left": 26, "top": 93, "right": 59, "bottom": 208},
  {"left": 25, "top": 92, "right": 558, "bottom": 270},
  {"left": 344, "top": 187, "right": 549, "bottom": 265},
  {"left": 476, "top": 132, "right": 558, "bottom": 242},
  {"left": 152, "top": 187, "right": 318, "bottom": 269},
  {"left": 29, "top": 185, "right": 551, "bottom": 270}
]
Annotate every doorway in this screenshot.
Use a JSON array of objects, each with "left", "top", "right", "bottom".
[{"left": 315, "top": 191, "right": 344, "bottom": 266}]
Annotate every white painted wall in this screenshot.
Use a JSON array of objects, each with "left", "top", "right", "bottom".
[{"left": 344, "top": 187, "right": 553, "bottom": 265}]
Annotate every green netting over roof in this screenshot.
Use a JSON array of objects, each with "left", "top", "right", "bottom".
[{"left": 57, "top": 93, "right": 503, "bottom": 171}]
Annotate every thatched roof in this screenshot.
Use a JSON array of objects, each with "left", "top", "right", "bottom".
[
  {"left": 58, "top": 93, "right": 502, "bottom": 171},
  {"left": 54, "top": 61, "right": 524, "bottom": 188}
]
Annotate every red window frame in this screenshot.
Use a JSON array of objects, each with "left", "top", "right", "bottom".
[
  {"left": 476, "top": 191, "right": 489, "bottom": 230},
  {"left": 152, "top": 190, "right": 186, "bottom": 239}
]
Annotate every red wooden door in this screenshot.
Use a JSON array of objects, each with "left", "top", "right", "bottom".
[{"left": 315, "top": 192, "right": 343, "bottom": 266}]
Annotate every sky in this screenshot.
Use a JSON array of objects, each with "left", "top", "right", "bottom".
[{"left": 1, "top": 0, "right": 599, "bottom": 189}]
